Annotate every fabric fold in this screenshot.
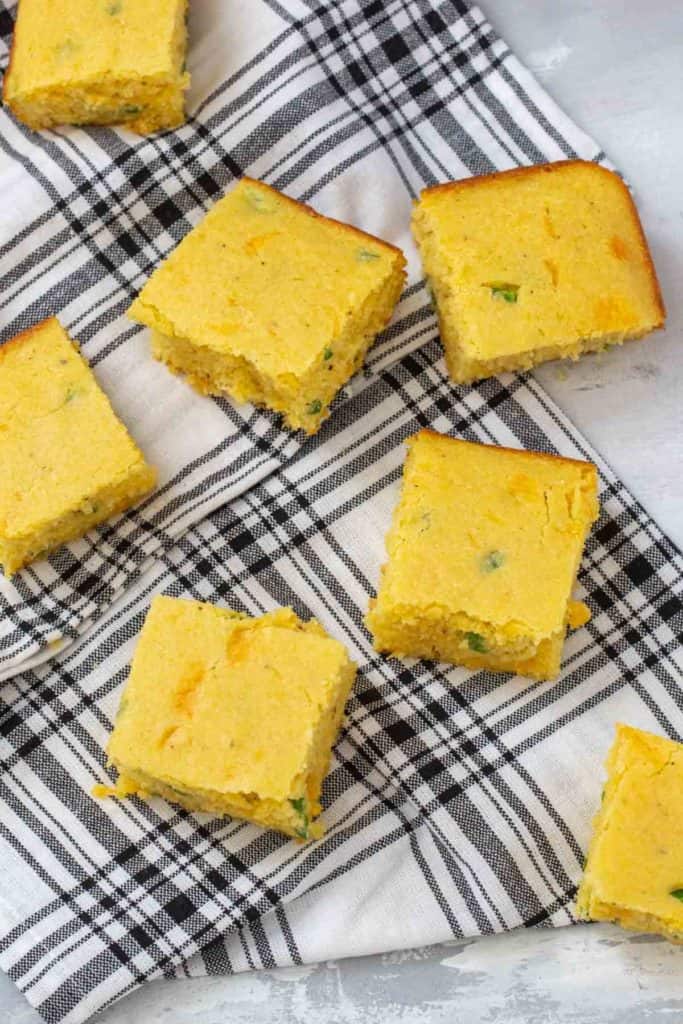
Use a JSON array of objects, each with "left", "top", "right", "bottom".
[
  {"left": 0, "top": 0, "right": 603, "bottom": 679},
  {"left": 1, "top": 338, "right": 682, "bottom": 1023},
  {"left": 0, "top": 3, "right": 680, "bottom": 1024}
]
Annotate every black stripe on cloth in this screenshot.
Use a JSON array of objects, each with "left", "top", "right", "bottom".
[
  {"left": 0, "top": 0, "right": 603, "bottom": 681},
  {"left": 0, "top": 1, "right": 680, "bottom": 1021},
  {"left": 2, "top": 330, "right": 682, "bottom": 1021}
]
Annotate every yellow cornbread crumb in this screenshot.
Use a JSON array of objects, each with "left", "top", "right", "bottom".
[
  {"left": 566, "top": 600, "right": 591, "bottom": 629},
  {"left": 100, "top": 596, "right": 357, "bottom": 840},
  {"left": 412, "top": 161, "right": 665, "bottom": 384},
  {"left": 577, "top": 724, "right": 683, "bottom": 943},
  {"left": 128, "top": 178, "right": 407, "bottom": 433},
  {"left": 0, "top": 317, "right": 156, "bottom": 576},
  {"left": 3, "top": 0, "right": 190, "bottom": 134},
  {"left": 365, "top": 431, "right": 599, "bottom": 681}
]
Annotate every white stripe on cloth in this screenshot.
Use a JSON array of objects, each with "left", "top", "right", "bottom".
[
  {"left": 0, "top": 2, "right": 680, "bottom": 1023},
  {"left": 0, "top": 0, "right": 604, "bottom": 680},
  {"left": 1, "top": 337, "right": 682, "bottom": 1022}
]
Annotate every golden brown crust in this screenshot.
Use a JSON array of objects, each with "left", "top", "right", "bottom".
[
  {"left": 411, "top": 428, "right": 599, "bottom": 477},
  {"left": 611, "top": 177, "right": 667, "bottom": 327},
  {"left": 419, "top": 159, "right": 610, "bottom": 198},
  {"left": 240, "top": 177, "right": 407, "bottom": 265},
  {"left": 417, "top": 160, "right": 665, "bottom": 328},
  {"left": 0, "top": 316, "right": 66, "bottom": 363}
]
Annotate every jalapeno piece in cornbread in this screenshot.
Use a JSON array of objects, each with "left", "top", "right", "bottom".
[
  {"left": 577, "top": 724, "right": 683, "bottom": 943},
  {"left": 412, "top": 161, "right": 665, "bottom": 384},
  {"left": 0, "top": 318, "right": 156, "bottom": 576},
  {"left": 102, "top": 597, "right": 357, "bottom": 840},
  {"left": 128, "top": 178, "right": 406, "bottom": 434},
  {"left": 365, "top": 431, "right": 599, "bottom": 681},
  {"left": 3, "top": 0, "right": 190, "bottom": 134}
]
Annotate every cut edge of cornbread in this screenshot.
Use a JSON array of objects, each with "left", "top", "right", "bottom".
[
  {"left": 366, "top": 596, "right": 587, "bottom": 682},
  {"left": 4, "top": 74, "right": 190, "bottom": 134},
  {"left": 0, "top": 461, "right": 156, "bottom": 576},
  {"left": 145, "top": 254, "right": 405, "bottom": 433},
  {"left": 412, "top": 160, "right": 666, "bottom": 385},
  {"left": 576, "top": 724, "right": 683, "bottom": 943},
  {"left": 129, "top": 178, "right": 407, "bottom": 433},
  {"left": 100, "top": 600, "right": 357, "bottom": 840},
  {"left": 3, "top": 0, "right": 190, "bottom": 134},
  {"left": 365, "top": 432, "right": 599, "bottom": 682},
  {"left": 0, "top": 318, "right": 157, "bottom": 576}
]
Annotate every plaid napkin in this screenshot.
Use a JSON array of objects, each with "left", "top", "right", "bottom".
[
  {"left": 0, "top": 0, "right": 606, "bottom": 681},
  {"left": 1, "top": 1, "right": 681, "bottom": 1022}
]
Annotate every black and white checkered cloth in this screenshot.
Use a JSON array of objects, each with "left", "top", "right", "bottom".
[{"left": 1, "top": 1, "right": 681, "bottom": 1022}]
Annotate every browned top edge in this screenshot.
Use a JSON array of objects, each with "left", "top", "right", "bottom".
[
  {"left": 409, "top": 428, "right": 599, "bottom": 480},
  {"left": 0, "top": 316, "right": 68, "bottom": 362},
  {"left": 239, "top": 177, "right": 407, "bottom": 268},
  {"left": 416, "top": 160, "right": 666, "bottom": 326},
  {"left": 417, "top": 159, "right": 607, "bottom": 198},
  {"left": 607, "top": 175, "right": 667, "bottom": 327}
]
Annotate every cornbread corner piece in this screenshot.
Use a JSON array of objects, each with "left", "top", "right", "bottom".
[
  {"left": 3, "top": 0, "right": 190, "bottom": 134},
  {"left": 0, "top": 317, "right": 156, "bottom": 576},
  {"left": 412, "top": 160, "right": 666, "bottom": 384},
  {"left": 365, "top": 431, "right": 599, "bottom": 681},
  {"left": 577, "top": 724, "right": 683, "bottom": 943},
  {"left": 128, "top": 177, "right": 407, "bottom": 434},
  {"left": 102, "top": 596, "right": 357, "bottom": 840}
]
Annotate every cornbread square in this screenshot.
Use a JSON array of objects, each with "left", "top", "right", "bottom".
[
  {"left": 104, "top": 597, "right": 357, "bottom": 840},
  {"left": 3, "top": 0, "right": 189, "bottom": 134},
  {"left": 412, "top": 161, "right": 665, "bottom": 384},
  {"left": 128, "top": 178, "right": 406, "bottom": 433},
  {"left": 0, "top": 318, "right": 156, "bottom": 576},
  {"left": 366, "top": 431, "right": 599, "bottom": 681},
  {"left": 577, "top": 724, "right": 683, "bottom": 943}
]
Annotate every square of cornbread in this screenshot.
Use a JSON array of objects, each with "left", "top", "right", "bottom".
[
  {"left": 365, "top": 431, "right": 599, "bottom": 681},
  {"left": 577, "top": 724, "right": 683, "bottom": 943},
  {"left": 412, "top": 161, "right": 665, "bottom": 384},
  {"left": 0, "top": 318, "right": 156, "bottom": 576},
  {"left": 3, "top": 0, "right": 189, "bottom": 134},
  {"left": 103, "top": 597, "right": 357, "bottom": 840},
  {"left": 128, "top": 178, "right": 406, "bottom": 433}
]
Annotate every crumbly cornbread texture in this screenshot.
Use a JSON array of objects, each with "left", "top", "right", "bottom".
[
  {"left": 365, "top": 431, "right": 599, "bottom": 681},
  {"left": 102, "top": 597, "right": 357, "bottom": 840},
  {"left": 128, "top": 178, "right": 406, "bottom": 433},
  {"left": 0, "top": 318, "right": 156, "bottom": 576},
  {"left": 3, "top": 0, "right": 189, "bottom": 134},
  {"left": 577, "top": 724, "right": 683, "bottom": 943},
  {"left": 412, "top": 161, "right": 665, "bottom": 384}
]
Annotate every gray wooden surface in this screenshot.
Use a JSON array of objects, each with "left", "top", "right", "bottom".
[{"left": 2, "top": 0, "right": 682, "bottom": 1020}]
